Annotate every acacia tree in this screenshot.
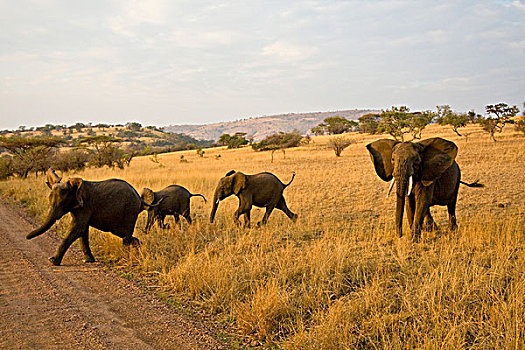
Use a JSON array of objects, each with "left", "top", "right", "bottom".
[
  {"left": 77, "top": 135, "right": 123, "bottom": 168},
  {"left": 377, "top": 106, "right": 434, "bottom": 141},
  {"left": 311, "top": 116, "right": 358, "bottom": 135},
  {"left": 0, "top": 136, "right": 64, "bottom": 178},
  {"left": 409, "top": 111, "right": 435, "bottom": 139},
  {"left": 478, "top": 103, "right": 519, "bottom": 141},
  {"left": 377, "top": 106, "right": 412, "bottom": 141},
  {"left": 218, "top": 132, "right": 248, "bottom": 149},
  {"left": 358, "top": 113, "right": 380, "bottom": 134}
]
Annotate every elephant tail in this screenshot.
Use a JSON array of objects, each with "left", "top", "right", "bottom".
[
  {"left": 283, "top": 172, "right": 296, "bottom": 188},
  {"left": 460, "top": 180, "right": 484, "bottom": 188},
  {"left": 190, "top": 193, "right": 207, "bottom": 203},
  {"left": 141, "top": 196, "right": 165, "bottom": 209}
]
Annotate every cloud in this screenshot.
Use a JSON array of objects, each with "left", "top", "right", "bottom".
[
  {"left": 171, "top": 30, "right": 239, "bottom": 48},
  {"left": 261, "top": 40, "right": 317, "bottom": 63},
  {"left": 108, "top": 1, "right": 167, "bottom": 36}
]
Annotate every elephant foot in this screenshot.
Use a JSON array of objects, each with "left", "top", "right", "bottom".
[
  {"left": 48, "top": 256, "right": 61, "bottom": 266},
  {"left": 83, "top": 256, "right": 95, "bottom": 263},
  {"left": 449, "top": 223, "right": 458, "bottom": 232},
  {"left": 123, "top": 237, "right": 140, "bottom": 246}
]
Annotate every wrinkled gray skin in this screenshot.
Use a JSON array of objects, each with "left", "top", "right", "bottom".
[
  {"left": 367, "top": 137, "right": 483, "bottom": 241},
  {"left": 210, "top": 171, "right": 298, "bottom": 227},
  {"left": 27, "top": 178, "right": 158, "bottom": 266},
  {"left": 141, "top": 185, "right": 206, "bottom": 232}
]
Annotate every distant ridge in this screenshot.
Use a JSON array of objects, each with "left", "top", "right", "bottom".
[{"left": 165, "top": 109, "right": 379, "bottom": 141}]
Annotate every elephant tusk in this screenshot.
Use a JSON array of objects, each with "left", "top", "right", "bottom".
[
  {"left": 407, "top": 176, "right": 413, "bottom": 196},
  {"left": 386, "top": 178, "right": 395, "bottom": 198},
  {"left": 215, "top": 199, "right": 220, "bottom": 205}
]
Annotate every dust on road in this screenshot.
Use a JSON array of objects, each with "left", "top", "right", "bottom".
[{"left": 0, "top": 201, "right": 228, "bottom": 350}]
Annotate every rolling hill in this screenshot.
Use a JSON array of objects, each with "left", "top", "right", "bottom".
[{"left": 164, "top": 109, "right": 379, "bottom": 141}]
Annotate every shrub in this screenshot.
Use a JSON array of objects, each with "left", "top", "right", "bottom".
[
  {"left": 328, "top": 137, "right": 355, "bottom": 157},
  {"left": 53, "top": 149, "right": 89, "bottom": 172},
  {"left": 252, "top": 131, "right": 303, "bottom": 151},
  {"left": 0, "top": 156, "right": 13, "bottom": 180}
]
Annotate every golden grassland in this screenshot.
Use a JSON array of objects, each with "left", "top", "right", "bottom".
[{"left": 1, "top": 124, "right": 524, "bottom": 349}]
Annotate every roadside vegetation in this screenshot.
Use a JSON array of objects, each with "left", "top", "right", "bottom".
[{"left": 1, "top": 120, "right": 523, "bottom": 348}]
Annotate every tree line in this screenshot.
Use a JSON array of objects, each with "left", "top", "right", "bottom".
[
  {"left": 315, "top": 102, "right": 522, "bottom": 142},
  {"left": 0, "top": 122, "right": 215, "bottom": 180}
]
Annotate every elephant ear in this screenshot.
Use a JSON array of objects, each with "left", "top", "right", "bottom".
[
  {"left": 366, "top": 139, "right": 400, "bottom": 181},
  {"left": 232, "top": 172, "right": 247, "bottom": 195},
  {"left": 141, "top": 188, "right": 155, "bottom": 205},
  {"left": 68, "top": 178, "right": 84, "bottom": 208},
  {"left": 45, "top": 168, "right": 62, "bottom": 189},
  {"left": 417, "top": 138, "right": 458, "bottom": 186}
]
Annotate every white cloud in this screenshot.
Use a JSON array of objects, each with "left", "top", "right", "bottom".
[
  {"left": 261, "top": 41, "right": 317, "bottom": 63},
  {"left": 108, "top": 0, "right": 167, "bottom": 36},
  {"left": 171, "top": 30, "right": 239, "bottom": 48}
]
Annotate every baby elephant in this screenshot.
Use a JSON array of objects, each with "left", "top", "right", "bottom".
[
  {"left": 141, "top": 185, "right": 206, "bottom": 232},
  {"left": 210, "top": 170, "right": 298, "bottom": 227}
]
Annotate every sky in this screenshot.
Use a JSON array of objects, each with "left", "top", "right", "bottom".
[{"left": 0, "top": 0, "right": 524, "bottom": 130}]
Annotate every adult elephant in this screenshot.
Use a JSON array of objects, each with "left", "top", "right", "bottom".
[
  {"left": 366, "top": 137, "right": 482, "bottom": 241},
  {"left": 27, "top": 177, "right": 160, "bottom": 266},
  {"left": 210, "top": 171, "right": 298, "bottom": 227},
  {"left": 141, "top": 185, "right": 206, "bottom": 232}
]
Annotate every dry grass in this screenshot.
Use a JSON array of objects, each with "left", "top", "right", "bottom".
[{"left": 1, "top": 124, "right": 524, "bottom": 349}]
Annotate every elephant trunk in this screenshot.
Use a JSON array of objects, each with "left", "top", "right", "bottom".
[
  {"left": 26, "top": 208, "right": 63, "bottom": 239},
  {"left": 395, "top": 175, "right": 408, "bottom": 237},
  {"left": 210, "top": 193, "right": 220, "bottom": 223}
]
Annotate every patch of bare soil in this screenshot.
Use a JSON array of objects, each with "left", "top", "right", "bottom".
[{"left": 0, "top": 201, "right": 228, "bottom": 350}]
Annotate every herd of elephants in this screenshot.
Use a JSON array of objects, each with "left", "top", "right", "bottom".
[{"left": 25, "top": 137, "right": 483, "bottom": 266}]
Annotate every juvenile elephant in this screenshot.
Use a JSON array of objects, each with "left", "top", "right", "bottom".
[
  {"left": 27, "top": 177, "right": 160, "bottom": 265},
  {"left": 141, "top": 185, "right": 206, "bottom": 232},
  {"left": 366, "top": 137, "right": 483, "bottom": 241},
  {"left": 210, "top": 171, "right": 298, "bottom": 227}
]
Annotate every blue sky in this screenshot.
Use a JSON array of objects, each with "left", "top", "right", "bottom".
[{"left": 0, "top": 0, "right": 524, "bottom": 129}]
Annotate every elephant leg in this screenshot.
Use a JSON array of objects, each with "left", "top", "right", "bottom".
[
  {"left": 405, "top": 194, "right": 416, "bottom": 230},
  {"left": 276, "top": 197, "right": 298, "bottom": 222},
  {"left": 183, "top": 211, "right": 192, "bottom": 225},
  {"left": 156, "top": 214, "right": 166, "bottom": 229},
  {"left": 50, "top": 216, "right": 89, "bottom": 266},
  {"left": 412, "top": 190, "right": 433, "bottom": 242},
  {"left": 260, "top": 206, "right": 275, "bottom": 225},
  {"left": 123, "top": 236, "right": 140, "bottom": 246},
  {"left": 50, "top": 229, "right": 82, "bottom": 266},
  {"left": 79, "top": 228, "right": 95, "bottom": 263},
  {"left": 145, "top": 211, "right": 154, "bottom": 233},
  {"left": 234, "top": 197, "right": 251, "bottom": 227},
  {"left": 447, "top": 198, "right": 458, "bottom": 231},
  {"left": 243, "top": 211, "right": 251, "bottom": 228},
  {"left": 422, "top": 209, "right": 438, "bottom": 231}
]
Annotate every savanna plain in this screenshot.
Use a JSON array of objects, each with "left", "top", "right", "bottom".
[{"left": 1, "top": 124, "right": 524, "bottom": 349}]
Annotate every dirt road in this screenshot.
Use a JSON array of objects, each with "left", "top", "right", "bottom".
[{"left": 0, "top": 201, "right": 228, "bottom": 350}]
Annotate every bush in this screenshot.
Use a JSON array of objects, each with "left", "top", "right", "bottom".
[
  {"left": 358, "top": 114, "right": 380, "bottom": 134},
  {"left": 311, "top": 116, "right": 358, "bottom": 135},
  {"left": 252, "top": 131, "right": 303, "bottom": 151},
  {"left": 0, "top": 156, "right": 13, "bottom": 180},
  {"left": 515, "top": 117, "right": 525, "bottom": 136},
  {"left": 53, "top": 149, "right": 89, "bottom": 172},
  {"left": 219, "top": 133, "right": 249, "bottom": 149},
  {"left": 328, "top": 137, "right": 355, "bottom": 157}
]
